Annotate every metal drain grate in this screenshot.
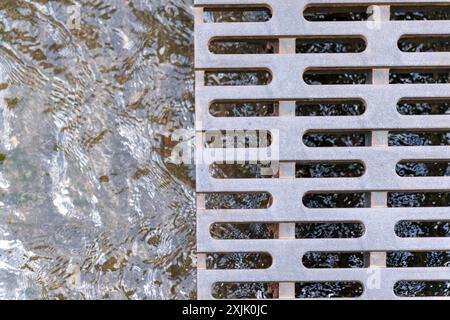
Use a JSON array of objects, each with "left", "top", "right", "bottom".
[{"left": 195, "top": 0, "right": 450, "bottom": 299}]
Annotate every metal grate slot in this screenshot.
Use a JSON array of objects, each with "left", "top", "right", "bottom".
[
  {"left": 398, "top": 36, "right": 450, "bottom": 52},
  {"left": 390, "top": 69, "right": 450, "bottom": 84},
  {"left": 396, "top": 161, "right": 450, "bottom": 177},
  {"left": 209, "top": 38, "right": 278, "bottom": 54},
  {"left": 303, "top": 192, "right": 369, "bottom": 208},
  {"left": 210, "top": 101, "right": 278, "bottom": 117},
  {"left": 395, "top": 221, "right": 450, "bottom": 238},
  {"left": 204, "top": 70, "right": 272, "bottom": 86},
  {"left": 206, "top": 252, "right": 273, "bottom": 269},
  {"left": 304, "top": 5, "right": 373, "bottom": 21},
  {"left": 303, "top": 132, "right": 368, "bottom": 147},
  {"left": 195, "top": 0, "right": 450, "bottom": 300},
  {"left": 297, "top": 100, "right": 366, "bottom": 116},
  {"left": 397, "top": 99, "right": 450, "bottom": 115},
  {"left": 205, "top": 192, "right": 272, "bottom": 209},
  {"left": 296, "top": 222, "right": 365, "bottom": 239},
  {"left": 296, "top": 162, "right": 365, "bottom": 177},
  {"left": 303, "top": 69, "right": 370, "bottom": 85},
  {"left": 204, "top": 7, "right": 272, "bottom": 23},
  {"left": 388, "top": 131, "right": 450, "bottom": 146},
  {"left": 394, "top": 281, "right": 450, "bottom": 297},
  {"left": 302, "top": 252, "right": 367, "bottom": 268},
  {"left": 297, "top": 37, "right": 367, "bottom": 53},
  {"left": 212, "top": 282, "right": 277, "bottom": 299},
  {"left": 391, "top": 5, "right": 450, "bottom": 20},
  {"left": 386, "top": 251, "right": 450, "bottom": 267},
  {"left": 211, "top": 162, "right": 278, "bottom": 178},
  {"left": 210, "top": 223, "right": 276, "bottom": 239},
  {"left": 296, "top": 281, "right": 364, "bottom": 298}
]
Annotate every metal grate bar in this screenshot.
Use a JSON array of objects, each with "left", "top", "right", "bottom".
[{"left": 195, "top": 0, "right": 450, "bottom": 299}]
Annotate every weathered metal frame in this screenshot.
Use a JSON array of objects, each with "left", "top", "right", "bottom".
[{"left": 195, "top": 0, "right": 450, "bottom": 300}]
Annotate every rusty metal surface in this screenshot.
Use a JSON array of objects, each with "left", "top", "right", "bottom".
[{"left": 195, "top": 0, "right": 450, "bottom": 299}]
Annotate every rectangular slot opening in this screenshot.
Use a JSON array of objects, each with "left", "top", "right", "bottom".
[
  {"left": 210, "top": 223, "right": 276, "bottom": 239},
  {"left": 394, "top": 281, "right": 450, "bottom": 297},
  {"left": 205, "top": 192, "right": 272, "bottom": 209},
  {"left": 296, "top": 100, "right": 365, "bottom": 116},
  {"left": 205, "top": 70, "right": 271, "bottom": 86},
  {"left": 388, "top": 131, "right": 450, "bottom": 146},
  {"left": 213, "top": 282, "right": 278, "bottom": 299},
  {"left": 399, "top": 36, "right": 450, "bottom": 52},
  {"left": 303, "top": 192, "right": 369, "bottom": 208},
  {"left": 209, "top": 38, "right": 278, "bottom": 54},
  {"left": 390, "top": 69, "right": 450, "bottom": 84},
  {"left": 209, "top": 101, "right": 278, "bottom": 117},
  {"left": 296, "top": 222, "right": 365, "bottom": 239},
  {"left": 296, "top": 37, "right": 366, "bottom": 53},
  {"left": 296, "top": 282, "right": 363, "bottom": 298},
  {"left": 303, "top": 132, "right": 368, "bottom": 147},
  {"left": 396, "top": 161, "right": 450, "bottom": 177},
  {"left": 296, "top": 162, "right": 364, "bottom": 178},
  {"left": 206, "top": 252, "right": 272, "bottom": 269},
  {"left": 397, "top": 99, "right": 450, "bottom": 115},
  {"left": 387, "top": 251, "right": 450, "bottom": 268},
  {"left": 302, "top": 252, "right": 367, "bottom": 268},
  {"left": 396, "top": 221, "right": 450, "bottom": 238},
  {"left": 391, "top": 5, "right": 450, "bottom": 21},
  {"left": 304, "top": 69, "right": 369, "bottom": 85},
  {"left": 388, "top": 192, "right": 450, "bottom": 207},
  {"left": 204, "top": 130, "right": 272, "bottom": 148},
  {"left": 210, "top": 162, "right": 278, "bottom": 179},
  {"left": 203, "top": 7, "right": 272, "bottom": 23},
  {"left": 304, "top": 5, "right": 372, "bottom": 21}
]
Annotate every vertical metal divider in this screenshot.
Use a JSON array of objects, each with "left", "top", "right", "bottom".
[
  {"left": 197, "top": 194, "right": 207, "bottom": 271},
  {"left": 366, "top": 5, "right": 390, "bottom": 284},
  {"left": 277, "top": 38, "right": 297, "bottom": 299},
  {"left": 194, "top": 7, "right": 207, "bottom": 293}
]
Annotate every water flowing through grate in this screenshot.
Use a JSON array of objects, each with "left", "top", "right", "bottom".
[{"left": 195, "top": 0, "right": 450, "bottom": 299}]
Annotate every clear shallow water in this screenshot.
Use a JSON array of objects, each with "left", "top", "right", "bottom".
[{"left": 0, "top": 0, "right": 195, "bottom": 299}]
